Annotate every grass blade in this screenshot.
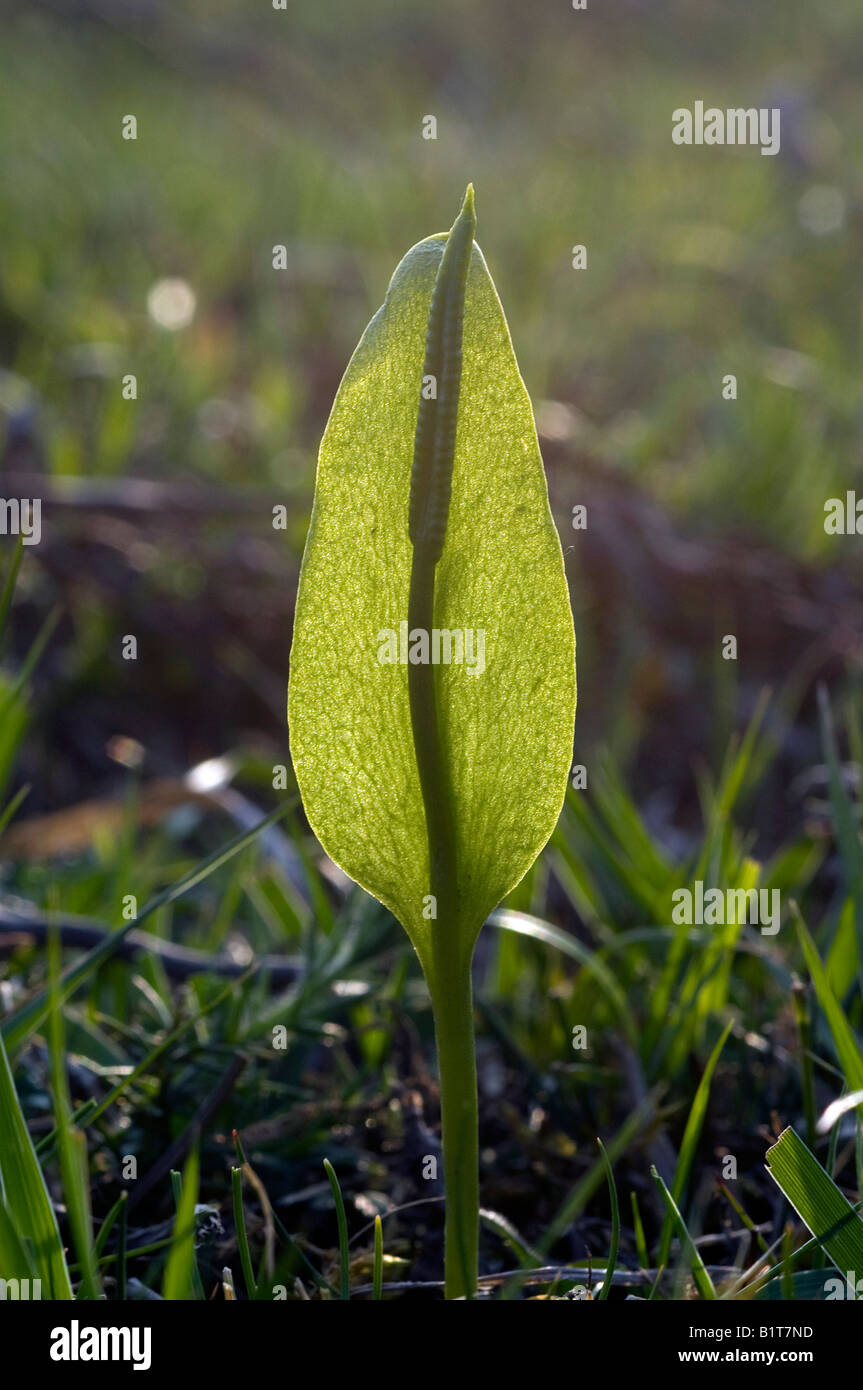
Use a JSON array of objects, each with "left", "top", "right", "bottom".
[
  {"left": 0, "top": 1027, "right": 72, "bottom": 1298},
  {"left": 817, "top": 686, "right": 863, "bottom": 985},
  {"left": 630, "top": 1190, "right": 649, "bottom": 1270},
  {"left": 657, "top": 1020, "right": 732, "bottom": 1267},
  {"left": 48, "top": 932, "right": 101, "bottom": 1299},
  {"left": 794, "top": 906, "right": 863, "bottom": 1099},
  {"left": 323, "top": 1157, "right": 350, "bottom": 1300},
  {"left": 650, "top": 1165, "right": 716, "bottom": 1300},
  {"left": 373, "top": 1214, "right": 383, "bottom": 1301},
  {"left": 596, "top": 1138, "right": 619, "bottom": 1301},
  {"left": 765, "top": 1126, "right": 863, "bottom": 1275},
  {"left": 0, "top": 533, "right": 24, "bottom": 646},
  {"left": 163, "top": 1147, "right": 200, "bottom": 1300},
  {"left": 232, "top": 1166, "right": 258, "bottom": 1299}
]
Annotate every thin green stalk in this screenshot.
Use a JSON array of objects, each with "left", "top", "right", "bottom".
[
  {"left": 717, "top": 1180, "right": 771, "bottom": 1258},
  {"left": 791, "top": 977, "right": 817, "bottom": 1150},
  {"left": 0, "top": 782, "right": 29, "bottom": 838},
  {"left": 657, "top": 1019, "right": 732, "bottom": 1268},
  {"left": 168, "top": 1163, "right": 204, "bottom": 1301},
  {"left": 270, "top": 1209, "right": 334, "bottom": 1295},
  {"left": 116, "top": 1192, "right": 128, "bottom": 1300},
  {"left": 596, "top": 1138, "right": 619, "bottom": 1301},
  {"left": 372, "top": 1215, "right": 383, "bottom": 1301},
  {"left": 232, "top": 1166, "right": 258, "bottom": 1299},
  {"left": 0, "top": 531, "right": 24, "bottom": 644},
  {"left": 323, "top": 1158, "right": 351, "bottom": 1300},
  {"left": 650, "top": 1165, "right": 716, "bottom": 1300},
  {"left": 431, "top": 957, "right": 479, "bottom": 1299},
  {"left": 48, "top": 932, "right": 101, "bottom": 1301},
  {"left": 410, "top": 524, "right": 479, "bottom": 1299},
  {"left": 630, "top": 1191, "right": 649, "bottom": 1271},
  {"left": 93, "top": 1191, "right": 125, "bottom": 1260},
  {"left": 407, "top": 185, "right": 478, "bottom": 1302}
]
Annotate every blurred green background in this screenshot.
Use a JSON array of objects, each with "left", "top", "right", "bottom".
[
  {"left": 2, "top": 0, "right": 862, "bottom": 822},
  {"left": 1, "top": 0, "right": 860, "bottom": 520}
]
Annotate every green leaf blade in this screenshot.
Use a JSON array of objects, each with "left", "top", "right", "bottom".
[
  {"left": 162, "top": 1147, "right": 200, "bottom": 1301},
  {"left": 289, "top": 221, "right": 575, "bottom": 964},
  {"left": 0, "top": 1029, "right": 72, "bottom": 1299},
  {"left": 795, "top": 908, "right": 863, "bottom": 1098},
  {"left": 766, "top": 1126, "right": 863, "bottom": 1276}
]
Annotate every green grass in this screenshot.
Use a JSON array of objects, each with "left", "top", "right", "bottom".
[{"left": 1, "top": 563, "right": 861, "bottom": 1297}]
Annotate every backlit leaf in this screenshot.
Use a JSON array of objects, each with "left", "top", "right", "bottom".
[{"left": 288, "top": 206, "right": 575, "bottom": 973}]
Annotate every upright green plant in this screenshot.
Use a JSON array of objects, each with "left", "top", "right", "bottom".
[{"left": 288, "top": 187, "right": 575, "bottom": 1298}]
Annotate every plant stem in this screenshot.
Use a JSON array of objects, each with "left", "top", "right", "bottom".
[
  {"left": 431, "top": 948, "right": 479, "bottom": 1300},
  {"left": 408, "top": 553, "right": 478, "bottom": 1298}
]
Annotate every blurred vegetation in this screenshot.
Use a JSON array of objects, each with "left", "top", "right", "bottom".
[{"left": 2, "top": 0, "right": 862, "bottom": 544}]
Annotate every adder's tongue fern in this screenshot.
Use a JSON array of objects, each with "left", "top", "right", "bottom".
[{"left": 288, "top": 185, "right": 576, "bottom": 1300}]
